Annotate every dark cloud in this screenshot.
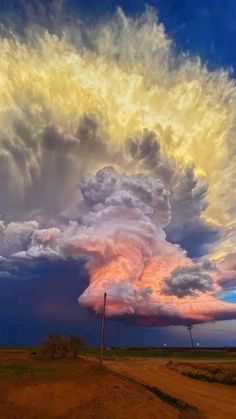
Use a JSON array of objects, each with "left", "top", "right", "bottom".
[
  {"left": 0, "top": 220, "right": 38, "bottom": 257},
  {"left": 166, "top": 220, "right": 221, "bottom": 258},
  {"left": 42, "top": 125, "right": 80, "bottom": 151},
  {"left": 80, "top": 165, "right": 171, "bottom": 225},
  {"left": 217, "top": 252, "right": 236, "bottom": 291},
  {"left": 127, "top": 130, "right": 161, "bottom": 169},
  {"left": 161, "top": 260, "right": 215, "bottom": 298},
  {"left": 127, "top": 129, "right": 221, "bottom": 256},
  {"left": 0, "top": 258, "right": 99, "bottom": 345},
  {"left": 0, "top": 113, "right": 114, "bottom": 221}
]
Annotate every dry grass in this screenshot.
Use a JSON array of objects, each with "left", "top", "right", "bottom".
[
  {"left": 0, "top": 349, "right": 180, "bottom": 419},
  {"left": 167, "top": 360, "right": 236, "bottom": 385}
]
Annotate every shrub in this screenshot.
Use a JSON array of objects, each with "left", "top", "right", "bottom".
[
  {"left": 69, "top": 335, "right": 85, "bottom": 359},
  {"left": 41, "top": 334, "right": 84, "bottom": 359}
]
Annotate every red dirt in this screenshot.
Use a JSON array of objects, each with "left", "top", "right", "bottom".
[
  {"left": 0, "top": 350, "right": 178, "bottom": 418},
  {"left": 105, "top": 358, "right": 236, "bottom": 419}
]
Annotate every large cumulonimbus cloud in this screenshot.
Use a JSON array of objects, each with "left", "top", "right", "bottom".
[
  {"left": 1, "top": 166, "right": 236, "bottom": 325},
  {"left": 0, "top": 4, "right": 235, "bottom": 325}
]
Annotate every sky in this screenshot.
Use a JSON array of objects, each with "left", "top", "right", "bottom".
[{"left": 0, "top": 0, "right": 236, "bottom": 347}]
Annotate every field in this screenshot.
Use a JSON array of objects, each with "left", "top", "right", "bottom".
[
  {"left": 0, "top": 347, "right": 236, "bottom": 418},
  {"left": 83, "top": 347, "right": 236, "bottom": 360}
]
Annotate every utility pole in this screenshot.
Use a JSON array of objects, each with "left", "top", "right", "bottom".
[
  {"left": 187, "top": 324, "right": 194, "bottom": 348},
  {"left": 99, "top": 292, "right": 107, "bottom": 368}
]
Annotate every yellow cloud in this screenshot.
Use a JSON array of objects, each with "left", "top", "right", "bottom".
[{"left": 0, "top": 9, "right": 235, "bottom": 257}]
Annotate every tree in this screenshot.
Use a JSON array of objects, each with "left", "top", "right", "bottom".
[
  {"left": 41, "top": 335, "right": 69, "bottom": 359},
  {"left": 60, "top": 336, "right": 71, "bottom": 358},
  {"left": 69, "top": 335, "right": 85, "bottom": 359},
  {"left": 41, "top": 334, "right": 85, "bottom": 359}
]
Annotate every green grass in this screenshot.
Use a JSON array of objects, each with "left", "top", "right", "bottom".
[
  {"left": 0, "top": 363, "right": 30, "bottom": 375},
  {"left": 140, "top": 382, "right": 197, "bottom": 413},
  {"left": 1, "top": 346, "right": 236, "bottom": 363},
  {"left": 0, "top": 346, "right": 36, "bottom": 351},
  {"left": 1, "top": 346, "right": 236, "bottom": 360},
  {"left": 0, "top": 362, "right": 57, "bottom": 382},
  {"left": 108, "top": 363, "right": 199, "bottom": 414},
  {"left": 182, "top": 371, "right": 236, "bottom": 386},
  {"left": 82, "top": 347, "right": 236, "bottom": 360},
  {"left": 114, "top": 372, "right": 198, "bottom": 414}
]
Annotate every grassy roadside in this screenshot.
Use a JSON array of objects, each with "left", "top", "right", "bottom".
[
  {"left": 130, "top": 379, "right": 198, "bottom": 413},
  {"left": 108, "top": 367, "right": 203, "bottom": 418},
  {"left": 1, "top": 346, "right": 236, "bottom": 360},
  {"left": 166, "top": 360, "right": 236, "bottom": 386},
  {"left": 182, "top": 370, "right": 236, "bottom": 385},
  {"left": 82, "top": 347, "right": 236, "bottom": 361}
]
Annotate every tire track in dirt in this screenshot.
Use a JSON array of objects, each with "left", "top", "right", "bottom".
[{"left": 105, "top": 358, "right": 236, "bottom": 419}]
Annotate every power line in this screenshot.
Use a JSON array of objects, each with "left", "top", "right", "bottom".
[
  {"left": 105, "top": 292, "right": 236, "bottom": 306},
  {"left": 99, "top": 292, "right": 235, "bottom": 349}
]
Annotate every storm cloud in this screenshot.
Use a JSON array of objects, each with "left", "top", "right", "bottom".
[
  {"left": 0, "top": 5, "right": 235, "bottom": 327},
  {"left": 161, "top": 260, "right": 216, "bottom": 298}
]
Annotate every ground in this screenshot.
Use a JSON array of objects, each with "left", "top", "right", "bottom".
[
  {"left": 0, "top": 348, "right": 178, "bottom": 418},
  {"left": 104, "top": 356, "right": 236, "bottom": 419},
  {"left": 0, "top": 348, "right": 236, "bottom": 418}
]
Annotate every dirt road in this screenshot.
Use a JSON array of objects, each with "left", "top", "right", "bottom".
[{"left": 105, "top": 358, "right": 236, "bottom": 419}]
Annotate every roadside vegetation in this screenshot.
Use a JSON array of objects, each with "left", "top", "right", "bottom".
[
  {"left": 167, "top": 360, "right": 236, "bottom": 386},
  {"left": 127, "top": 377, "right": 198, "bottom": 414},
  {"left": 40, "top": 334, "right": 85, "bottom": 359},
  {"left": 82, "top": 347, "right": 236, "bottom": 360}
]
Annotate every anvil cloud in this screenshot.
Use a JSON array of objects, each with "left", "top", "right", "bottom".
[{"left": 0, "top": 4, "right": 235, "bottom": 325}]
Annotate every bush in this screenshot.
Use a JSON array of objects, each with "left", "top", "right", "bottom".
[
  {"left": 69, "top": 335, "right": 85, "bottom": 359},
  {"left": 41, "top": 334, "right": 85, "bottom": 359}
]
